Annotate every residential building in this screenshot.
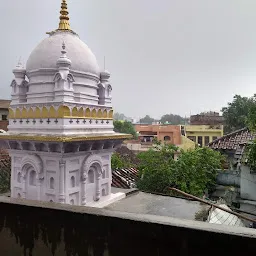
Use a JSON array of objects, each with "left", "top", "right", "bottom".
[
  {"left": 190, "top": 112, "right": 225, "bottom": 125},
  {"left": 0, "top": 100, "right": 10, "bottom": 121},
  {"left": 135, "top": 124, "right": 182, "bottom": 144},
  {"left": 208, "top": 128, "right": 256, "bottom": 215},
  {"left": 184, "top": 124, "right": 223, "bottom": 147},
  {"left": 126, "top": 124, "right": 195, "bottom": 152},
  {"left": 0, "top": 100, "right": 10, "bottom": 131}
]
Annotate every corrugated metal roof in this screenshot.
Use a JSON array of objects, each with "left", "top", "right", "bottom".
[{"left": 112, "top": 168, "right": 139, "bottom": 189}]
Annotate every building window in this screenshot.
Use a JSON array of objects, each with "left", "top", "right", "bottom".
[
  {"left": 205, "top": 136, "right": 210, "bottom": 146},
  {"left": 17, "top": 193, "right": 21, "bottom": 198},
  {"left": 197, "top": 136, "right": 203, "bottom": 147},
  {"left": 164, "top": 136, "right": 171, "bottom": 141},
  {"left": 212, "top": 136, "right": 218, "bottom": 141},
  {"left": 29, "top": 170, "right": 36, "bottom": 186},
  {"left": 88, "top": 169, "right": 95, "bottom": 183},
  {"left": 50, "top": 177, "right": 55, "bottom": 189},
  {"left": 2, "top": 115, "right": 7, "bottom": 121},
  {"left": 188, "top": 136, "right": 196, "bottom": 142},
  {"left": 70, "top": 199, "right": 75, "bottom": 205},
  {"left": 71, "top": 176, "right": 75, "bottom": 188}
]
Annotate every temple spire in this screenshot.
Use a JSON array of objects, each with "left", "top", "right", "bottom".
[{"left": 58, "top": 0, "right": 71, "bottom": 31}]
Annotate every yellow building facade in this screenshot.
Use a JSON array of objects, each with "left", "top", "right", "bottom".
[{"left": 184, "top": 125, "right": 223, "bottom": 147}]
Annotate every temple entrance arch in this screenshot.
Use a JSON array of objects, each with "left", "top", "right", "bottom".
[
  {"left": 20, "top": 154, "right": 43, "bottom": 200},
  {"left": 22, "top": 164, "right": 38, "bottom": 200},
  {"left": 81, "top": 154, "right": 103, "bottom": 205},
  {"left": 86, "top": 162, "right": 102, "bottom": 202}
]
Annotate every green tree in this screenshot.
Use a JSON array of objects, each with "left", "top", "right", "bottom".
[
  {"left": 0, "top": 154, "right": 11, "bottom": 193},
  {"left": 113, "top": 120, "right": 137, "bottom": 139},
  {"left": 160, "top": 114, "right": 187, "bottom": 125},
  {"left": 137, "top": 142, "right": 223, "bottom": 196},
  {"left": 111, "top": 152, "right": 132, "bottom": 170},
  {"left": 222, "top": 95, "right": 256, "bottom": 133},
  {"left": 139, "top": 115, "right": 155, "bottom": 124}
]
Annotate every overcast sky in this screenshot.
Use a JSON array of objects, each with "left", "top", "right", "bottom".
[{"left": 2, "top": 0, "right": 256, "bottom": 119}]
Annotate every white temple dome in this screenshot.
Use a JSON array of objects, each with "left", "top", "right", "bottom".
[{"left": 26, "top": 31, "right": 100, "bottom": 76}]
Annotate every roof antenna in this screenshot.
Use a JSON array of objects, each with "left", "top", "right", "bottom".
[{"left": 104, "top": 56, "right": 106, "bottom": 70}]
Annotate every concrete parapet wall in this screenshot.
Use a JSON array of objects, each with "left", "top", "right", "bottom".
[{"left": 0, "top": 197, "right": 255, "bottom": 255}]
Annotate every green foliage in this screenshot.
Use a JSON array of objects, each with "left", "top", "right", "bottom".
[
  {"left": 113, "top": 120, "right": 137, "bottom": 139},
  {"left": 222, "top": 94, "right": 256, "bottom": 134},
  {"left": 0, "top": 158, "right": 11, "bottom": 193},
  {"left": 139, "top": 115, "right": 155, "bottom": 124},
  {"left": 160, "top": 114, "right": 188, "bottom": 125},
  {"left": 111, "top": 152, "right": 132, "bottom": 170},
  {"left": 137, "top": 142, "right": 223, "bottom": 196}
]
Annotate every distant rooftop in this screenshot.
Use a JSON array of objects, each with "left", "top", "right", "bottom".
[{"left": 0, "top": 100, "right": 10, "bottom": 109}]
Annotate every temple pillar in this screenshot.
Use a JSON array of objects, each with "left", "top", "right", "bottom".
[
  {"left": 81, "top": 172, "right": 87, "bottom": 205},
  {"left": 95, "top": 172, "right": 101, "bottom": 201},
  {"left": 59, "top": 160, "right": 66, "bottom": 203}
]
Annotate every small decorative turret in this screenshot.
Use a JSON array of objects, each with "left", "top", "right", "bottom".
[
  {"left": 10, "top": 61, "right": 28, "bottom": 104},
  {"left": 53, "top": 43, "right": 74, "bottom": 101},
  {"left": 98, "top": 70, "right": 112, "bottom": 106},
  {"left": 13, "top": 61, "right": 26, "bottom": 81},
  {"left": 56, "top": 42, "right": 71, "bottom": 68}
]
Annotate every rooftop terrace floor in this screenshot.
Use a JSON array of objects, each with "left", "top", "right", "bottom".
[{"left": 106, "top": 191, "right": 201, "bottom": 221}]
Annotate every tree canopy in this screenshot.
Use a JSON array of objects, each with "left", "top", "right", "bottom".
[
  {"left": 222, "top": 94, "right": 256, "bottom": 134},
  {"left": 113, "top": 120, "right": 137, "bottom": 139},
  {"left": 136, "top": 142, "right": 223, "bottom": 196},
  {"left": 139, "top": 115, "right": 155, "bottom": 124},
  {"left": 160, "top": 114, "right": 187, "bottom": 125}
]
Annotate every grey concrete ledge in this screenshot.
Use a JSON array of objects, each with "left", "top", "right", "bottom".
[{"left": 0, "top": 195, "right": 256, "bottom": 239}]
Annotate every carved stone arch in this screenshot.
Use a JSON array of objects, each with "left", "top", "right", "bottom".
[
  {"left": 10, "top": 79, "right": 17, "bottom": 88},
  {"left": 21, "top": 80, "right": 28, "bottom": 87},
  {"left": 53, "top": 72, "right": 62, "bottom": 82},
  {"left": 67, "top": 73, "right": 75, "bottom": 82},
  {"left": 82, "top": 154, "right": 103, "bottom": 177},
  {"left": 21, "top": 154, "right": 43, "bottom": 179},
  {"left": 107, "top": 84, "right": 112, "bottom": 91}
]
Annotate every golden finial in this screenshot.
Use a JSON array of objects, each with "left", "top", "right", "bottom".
[{"left": 58, "top": 0, "right": 71, "bottom": 31}]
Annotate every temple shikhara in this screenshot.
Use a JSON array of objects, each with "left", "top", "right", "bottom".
[{"left": 0, "top": 0, "right": 130, "bottom": 206}]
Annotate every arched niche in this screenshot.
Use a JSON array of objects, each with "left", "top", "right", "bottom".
[
  {"left": 21, "top": 154, "right": 43, "bottom": 179},
  {"left": 103, "top": 109, "right": 108, "bottom": 118},
  {"left": 15, "top": 108, "right": 22, "bottom": 119},
  {"left": 97, "top": 109, "right": 103, "bottom": 118},
  {"left": 21, "top": 107, "right": 28, "bottom": 119},
  {"left": 57, "top": 106, "right": 71, "bottom": 118},
  {"left": 71, "top": 176, "right": 76, "bottom": 188},
  {"left": 91, "top": 109, "right": 97, "bottom": 118},
  {"left": 41, "top": 107, "right": 49, "bottom": 118},
  {"left": 34, "top": 107, "right": 41, "bottom": 118},
  {"left": 28, "top": 108, "right": 34, "bottom": 118},
  {"left": 108, "top": 110, "right": 113, "bottom": 119},
  {"left": 50, "top": 177, "right": 55, "bottom": 189},
  {"left": 78, "top": 107, "right": 84, "bottom": 117},
  {"left": 49, "top": 106, "right": 57, "bottom": 118},
  {"left": 72, "top": 107, "right": 78, "bottom": 117},
  {"left": 85, "top": 108, "right": 91, "bottom": 118}
]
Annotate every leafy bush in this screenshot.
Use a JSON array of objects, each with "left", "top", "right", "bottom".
[
  {"left": 111, "top": 152, "right": 132, "bottom": 170},
  {"left": 0, "top": 157, "right": 11, "bottom": 193},
  {"left": 137, "top": 142, "right": 223, "bottom": 197}
]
